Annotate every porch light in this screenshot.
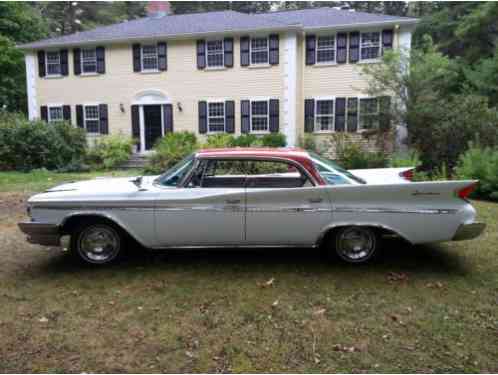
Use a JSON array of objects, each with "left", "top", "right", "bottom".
[
  {"left": 120, "top": 103, "right": 125, "bottom": 113},
  {"left": 177, "top": 102, "right": 183, "bottom": 112}
]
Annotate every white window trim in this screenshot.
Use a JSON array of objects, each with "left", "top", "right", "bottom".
[
  {"left": 315, "top": 34, "right": 337, "bottom": 65},
  {"left": 249, "top": 98, "right": 271, "bottom": 134},
  {"left": 45, "top": 50, "right": 62, "bottom": 77},
  {"left": 359, "top": 31, "right": 382, "bottom": 63},
  {"left": 141, "top": 44, "right": 159, "bottom": 73},
  {"left": 80, "top": 47, "right": 98, "bottom": 74},
  {"left": 249, "top": 36, "right": 270, "bottom": 66},
  {"left": 207, "top": 101, "right": 226, "bottom": 134},
  {"left": 358, "top": 96, "right": 380, "bottom": 131},
  {"left": 314, "top": 97, "right": 335, "bottom": 133},
  {"left": 47, "top": 104, "right": 64, "bottom": 123},
  {"left": 206, "top": 39, "right": 224, "bottom": 68},
  {"left": 83, "top": 103, "right": 101, "bottom": 134}
]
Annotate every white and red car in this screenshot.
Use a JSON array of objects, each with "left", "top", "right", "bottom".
[{"left": 19, "top": 148, "right": 485, "bottom": 265}]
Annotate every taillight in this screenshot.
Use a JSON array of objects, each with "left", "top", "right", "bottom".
[
  {"left": 399, "top": 169, "right": 414, "bottom": 181},
  {"left": 456, "top": 183, "right": 477, "bottom": 200}
]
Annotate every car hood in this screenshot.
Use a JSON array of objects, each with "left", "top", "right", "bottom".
[{"left": 29, "top": 175, "right": 160, "bottom": 203}]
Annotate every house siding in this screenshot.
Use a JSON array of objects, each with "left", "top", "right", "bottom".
[{"left": 36, "top": 36, "right": 285, "bottom": 138}]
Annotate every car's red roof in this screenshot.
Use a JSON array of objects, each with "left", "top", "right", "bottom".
[
  {"left": 197, "top": 147, "right": 310, "bottom": 160},
  {"left": 196, "top": 147, "right": 326, "bottom": 185}
]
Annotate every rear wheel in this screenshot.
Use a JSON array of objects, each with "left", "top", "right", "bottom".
[
  {"left": 333, "top": 226, "right": 378, "bottom": 264},
  {"left": 70, "top": 222, "right": 123, "bottom": 265}
]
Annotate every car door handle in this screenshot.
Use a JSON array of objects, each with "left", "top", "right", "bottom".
[
  {"left": 225, "top": 199, "right": 241, "bottom": 204},
  {"left": 307, "top": 197, "right": 323, "bottom": 203}
]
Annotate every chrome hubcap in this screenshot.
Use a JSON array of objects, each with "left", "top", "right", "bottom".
[
  {"left": 337, "top": 227, "right": 375, "bottom": 261},
  {"left": 78, "top": 226, "right": 120, "bottom": 263}
]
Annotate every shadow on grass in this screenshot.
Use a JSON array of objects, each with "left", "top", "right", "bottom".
[{"left": 37, "top": 238, "right": 470, "bottom": 278}]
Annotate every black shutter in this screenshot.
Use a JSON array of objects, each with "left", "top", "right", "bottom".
[
  {"left": 96, "top": 46, "right": 106, "bottom": 73},
  {"left": 269, "top": 34, "right": 279, "bottom": 65},
  {"left": 241, "top": 100, "right": 250, "bottom": 133},
  {"left": 40, "top": 106, "right": 48, "bottom": 122},
  {"left": 60, "top": 49, "right": 68, "bottom": 76},
  {"left": 382, "top": 29, "right": 393, "bottom": 53},
  {"left": 76, "top": 105, "right": 84, "bottom": 128},
  {"left": 379, "top": 96, "right": 391, "bottom": 131},
  {"left": 304, "top": 99, "right": 315, "bottom": 133},
  {"left": 240, "top": 36, "right": 250, "bottom": 67},
  {"left": 99, "top": 104, "right": 108, "bottom": 134},
  {"left": 163, "top": 104, "right": 173, "bottom": 133},
  {"left": 132, "top": 44, "right": 141, "bottom": 72},
  {"left": 347, "top": 98, "right": 358, "bottom": 132},
  {"left": 305, "top": 35, "right": 316, "bottom": 65},
  {"left": 224, "top": 38, "right": 233, "bottom": 68},
  {"left": 131, "top": 105, "right": 140, "bottom": 149},
  {"left": 225, "top": 100, "right": 235, "bottom": 133},
  {"left": 337, "top": 33, "right": 347, "bottom": 64},
  {"left": 269, "top": 99, "right": 279, "bottom": 133},
  {"left": 335, "top": 98, "right": 346, "bottom": 132},
  {"left": 73, "top": 48, "right": 81, "bottom": 75},
  {"left": 196, "top": 40, "right": 206, "bottom": 69},
  {"left": 349, "top": 32, "right": 360, "bottom": 63},
  {"left": 198, "top": 101, "right": 207, "bottom": 134},
  {"left": 63, "top": 105, "right": 71, "bottom": 122},
  {"left": 157, "top": 42, "right": 167, "bottom": 71},
  {"left": 38, "top": 50, "right": 46, "bottom": 77}
]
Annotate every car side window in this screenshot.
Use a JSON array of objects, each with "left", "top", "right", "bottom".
[
  {"left": 188, "top": 159, "right": 247, "bottom": 188},
  {"left": 245, "top": 160, "right": 312, "bottom": 188}
]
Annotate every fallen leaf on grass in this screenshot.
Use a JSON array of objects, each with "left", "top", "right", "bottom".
[
  {"left": 272, "top": 299, "right": 279, "bottom": 307},
  {"left": 185, "top": 351, "right": 196, "bottom": 359},
  {"left": 38, "top": 317, "right": 48, "bottom": 323},
  {"left": 259, "top": 277, "right": 275, "bottom": 288},
  {"left": 426, "top": 281, "right": 444, "bottom": 289},
  {"left": 387, "top": 272, "right": 409, "bottom": 283},
  {"left": 313, "top": 308, "right": 326, "bottom": 316},
  {"left": 332, "top": 344, "right": 360, "bottom": 353}
]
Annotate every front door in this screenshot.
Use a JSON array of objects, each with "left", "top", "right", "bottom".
[{"left": 143, "top": 105, "right": 162, "bottom": 150}]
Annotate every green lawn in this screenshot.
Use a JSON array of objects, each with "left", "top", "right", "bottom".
[
  {"left": 0, "top": 178, "right": 497, "bottom": 372},
  {"left": 0, "top": 169, "right": 142, "bottom": 192}
]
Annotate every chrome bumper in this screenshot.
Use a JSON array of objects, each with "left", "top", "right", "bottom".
[
  {"left": 452, "top": 222, "right": 486, "bottom": 241},
  {"left": 18, "top": 222, "right": 60, "bottom": 247}
]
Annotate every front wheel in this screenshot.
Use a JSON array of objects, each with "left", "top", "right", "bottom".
[
  {"left": 333, "top": 226, "right": 378, "bottom": 264},
  {"left": 71, "top": 222, "right": 123, "bottom": 265}
]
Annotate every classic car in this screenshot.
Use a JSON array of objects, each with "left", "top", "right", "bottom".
[{"left": 19, "top": 148, "right": 485, "bottom": 265}]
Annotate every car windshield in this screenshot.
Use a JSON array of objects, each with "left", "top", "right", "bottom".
[
  {"left": 154, "top": 154, "right": 195, "bottom": 187},
  {"left": 308, "top": 151, "right": 366, "bottom": 185}
]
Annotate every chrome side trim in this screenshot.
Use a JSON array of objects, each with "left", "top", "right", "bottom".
[
  {"left": 452, "top": 222, "right": 486, "bottom": 241},
  {"left": 333, "top": 207, "right": 458, "bottom": 215}
]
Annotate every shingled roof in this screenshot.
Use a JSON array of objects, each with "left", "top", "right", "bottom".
[{"left": 18, "top": 7, "right": 417, "bottom": 50}]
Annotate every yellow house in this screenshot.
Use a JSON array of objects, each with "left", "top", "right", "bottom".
[{"left": 18, "top": 6, "right": 417, "bottom": 153}]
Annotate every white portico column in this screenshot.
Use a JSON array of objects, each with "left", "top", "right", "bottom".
[
  {"left": 25, "top": 53, "right": 38, "bottom": 120},
  {"left": 283, "top": 31, "right": 298, "bottom": 147}
]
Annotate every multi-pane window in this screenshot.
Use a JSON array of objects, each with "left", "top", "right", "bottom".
[
  {"left": 141, "top": 45, "right": 158, "bottom": 70},
  {"left": 46, "top": 51, "right": 61, "bottom": 75},
  {"left": 81, "top": 48, "right": 97, "bottom": 73},
  {"left": 207, "top": 102, "right": 225, "bottom": 132},
  {"left": 316, "top": 35, "right": 336, "bottom": 63},
  {"left": 359, "top": 98, "right": 379, "bottom": 129},
  {"left": 251, "top": 100, "right": 269, "bottom": 132},
  {"left": 206, "top": 40, "right": 224, "bottom": 67},
  {"left": 315, "top": 100, "right": 334, "bottom": 132},
  {"left": 360, "top": 32, "right": 381, "bottom": 60},
  {"left": 250, "top": 37, "right": 269, "bottom": 64},
  {"left": 48, "top": 106, "right": 63, "bottom": 122},
  {"left": 84, "top": 105, "right": 100, "bottom": 133}
]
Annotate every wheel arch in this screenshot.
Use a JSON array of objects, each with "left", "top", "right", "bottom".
[
  {"left": 59, "top": 212, "right": 147, "bottom": 247},
  {"left": 315, "top": 222, "right": 413, "bottom": 247}
]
